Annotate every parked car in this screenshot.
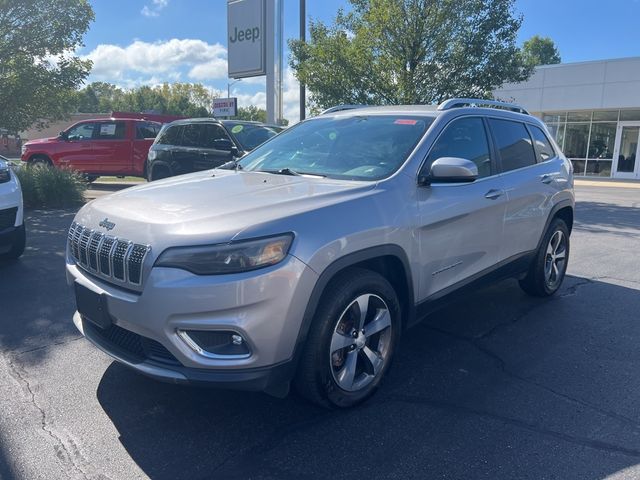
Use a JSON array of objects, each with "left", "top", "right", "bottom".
[
  {"left": 66, "top": 99, "right": 574, "bottom": 408},
  {"left": 0, "top": 155, "right": 25, "bottom": 260},
  {"left": 146, "top": 119, "right": 282, "bottom": 180},
  {"left": 20, "top": 117, "right": 163, "bottom": 181}
]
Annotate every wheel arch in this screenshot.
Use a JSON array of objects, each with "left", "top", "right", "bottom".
[
  {"left": 28, "top": 153, "right": 53, "bottom": 165},
  {"left": 293, "top": 245, "right": 415, "bottom": 364}
]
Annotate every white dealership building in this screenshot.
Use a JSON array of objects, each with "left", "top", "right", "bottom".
[{"left": 494, "top": 57, "right": 640, "bottom": 179}]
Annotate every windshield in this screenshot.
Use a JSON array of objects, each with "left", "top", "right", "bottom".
[
  {"left": 236, "top": 115, "right": 433, "bottom": 180},
  {"left": 224, "top": 122, "right": 279, "bottom": 151}
]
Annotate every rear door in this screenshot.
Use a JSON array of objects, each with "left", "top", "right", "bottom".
[
  {"left": 416, "top": 116, "right": 507, "bottom": 299},
  {"left": 199, "top": 123, "right": 235, "bottom": 168},
  {"left": 89, "top": 121, "right": 130, "bottom": 174},
  {"left": 170, "top": 123, "right": 204, "bottom": 176},
  {"left": 487, "top": 118, "right": 561, "bottom": 261}
]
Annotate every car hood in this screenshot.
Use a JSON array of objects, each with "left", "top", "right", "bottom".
[
  {"left": 24, "top": 137, "right": 59, "bottom": 146},
  {"left": 74, "top": 169, "right": 376, "bottom": 250}
]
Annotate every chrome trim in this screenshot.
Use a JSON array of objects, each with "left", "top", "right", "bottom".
[
  {"left": 68, "top": 222, "right": 151, "bottom": 288},
  {"left": 176, "top": 330, "right": 251, "bottom": 360}
]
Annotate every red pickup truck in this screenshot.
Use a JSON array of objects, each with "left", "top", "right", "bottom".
[{"left": 21, "top": 117, "right": 165, "bottom": 180}]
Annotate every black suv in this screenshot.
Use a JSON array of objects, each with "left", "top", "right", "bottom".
[{"left": 146, "top": 119, "right": 283, "bottom": 181}]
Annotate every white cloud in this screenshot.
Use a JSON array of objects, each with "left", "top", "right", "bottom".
[
  {"left": 84, "top": 39, "right": 228, "bottom": 82},
  {"left": 141, "top": 0, "right": 169, "bottom": 17}
]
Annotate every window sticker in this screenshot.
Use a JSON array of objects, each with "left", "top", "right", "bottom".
[
  {"left": 328, "top": 132, "right": 337, "bottom": 140},
  {"left": 231, "top": 125, "right": 244, "bottom": 134},
  {"left": 394, "top": 119, "right": 418, "bottom": 125},
  {"left": 100, "top": 123, "right": 117, "bottom": 136}
]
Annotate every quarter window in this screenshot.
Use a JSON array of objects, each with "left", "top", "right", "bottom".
[
  {"left": 489, "top": 119, "right": 537, "bottom": 172},
  {"left": 529, "top": 125, "right": 555, "bottom": 162},
  {"left": 425, "top": 117, "right": 492, "bottom": 178}
]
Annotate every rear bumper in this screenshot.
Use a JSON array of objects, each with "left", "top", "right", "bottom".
[{"left": 74, "top": 312, "right": 295, "bottom": 394}]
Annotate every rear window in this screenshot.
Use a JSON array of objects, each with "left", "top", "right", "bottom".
[
  {"left": 489, "top": 119, "right": 537, "bottom": 172},
  {"left": 136, "top": 122, "right": 161, "bottom": 139},
  {"left": 156, "top": 124, "right": 183, "bottom": 145}
]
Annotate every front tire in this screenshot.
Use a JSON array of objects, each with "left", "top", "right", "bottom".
[
  {"left": 295, "top": 268, "right": 400, "bottom": 408},
  {"left": 519, "top": 218, "right": 570, "bottom": 297}
]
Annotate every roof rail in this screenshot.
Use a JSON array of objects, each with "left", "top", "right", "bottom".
[
  {"left": 437, "top": 98, "right": 529, "bottom": 115},
  {"left": 320, "top": 104, "right": 369, "bottom": 115}
]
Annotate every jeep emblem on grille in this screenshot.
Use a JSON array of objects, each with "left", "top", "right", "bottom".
[{"left": 99, "top": 218, "right": 115, "bottom": 231}]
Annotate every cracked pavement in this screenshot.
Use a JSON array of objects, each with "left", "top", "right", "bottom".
[{"left": 1, "top": 185, "right": 639, "bottom": 479}]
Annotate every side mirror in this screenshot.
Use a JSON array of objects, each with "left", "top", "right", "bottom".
[
  {"left": 213, "top": 138, "right": 233, "bottom": 151},
  {"left": 58, "top": 131, "right": 69, "bottom": 141},
  {"left": 420, "top": 157, "right": 478, "bottom": 185}
]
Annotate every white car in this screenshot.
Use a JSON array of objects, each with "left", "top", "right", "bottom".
[{"left": 0, "top": 156, "right": 25, "bottom": 260}]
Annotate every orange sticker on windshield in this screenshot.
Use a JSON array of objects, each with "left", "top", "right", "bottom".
[{"left": 394, "top": 119, "right": 418, "bottom": 125}]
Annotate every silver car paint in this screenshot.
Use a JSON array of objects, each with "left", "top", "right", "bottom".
[{"left": 66, "top": 105, "right": 574, "bottom": 376}]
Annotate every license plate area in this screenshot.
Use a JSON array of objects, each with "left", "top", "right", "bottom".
[{"left": 74, "top": 283, "right": 112, "bottom": 329}]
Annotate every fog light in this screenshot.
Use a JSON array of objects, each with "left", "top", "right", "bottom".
[{"left": 177, "top": 329, "right": 250, "bottom": 359}]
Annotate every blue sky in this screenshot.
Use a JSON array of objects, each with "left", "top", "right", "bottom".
[{"left": 80, "top": 0, "right": 640, "bottom": 121}]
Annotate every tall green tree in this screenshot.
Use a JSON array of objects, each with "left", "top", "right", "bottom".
[
  {"left": 290, "top": 0, "right": 533, "bottom": 112},
  {"left": 522, "top": 35, "right": 561, "bottom": 66},
  {"left": 234, "top": 106, "right": 267, "bottom": 122},
  {"left": 0, "top": 0, "right": 94, "bottom": 132}
]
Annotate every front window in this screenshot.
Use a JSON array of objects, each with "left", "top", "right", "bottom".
[
  {"left": 237, "top": 115, "right": 433, "bottom": 180},
  {"left": 224, "top": 122, "right": 279, "bottom": 151}
]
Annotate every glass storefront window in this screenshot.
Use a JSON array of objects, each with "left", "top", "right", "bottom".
[
  {"left": 585, "top": 159, "right": 612, "bottom": 177},
  {"left": 620, "top": 110, "right": 640, "bottom": 121},
  {"left": 542, "top": 112, "right": 566, "bottom": 123},
  {"left": 546, "top": 123, "right": 565, "bottom": 150},
  {"left": 571, "top": 160, "right": 586, "bottom": 176},
  {"left": 564, "top": 123, "right": 589, "bottom": 158},
  {"left": 587, "top": 123, "right": 616, "bottom": 159},
  {"left": 567, "top": 111, "right": 592, "bottom": 122},
  {"left": 592, "top": 110, "right": 619, "bottom": 121}
]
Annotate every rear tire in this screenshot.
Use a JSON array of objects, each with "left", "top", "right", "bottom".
[
  {"left": 0, "top": 224, "right": 26, "bottom": 261},
  {"left": 519, "top": 218, "right": 570, "bottom": 297},
  {"left": 295, "top": 268, "right": 400, "bottom": 408}
]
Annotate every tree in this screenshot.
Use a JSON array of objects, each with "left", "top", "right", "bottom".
[
  {"left": 234, "top": 106, "right": 267, "bottom": 122},
  {"left": 0, "top": 0, "right": 94, "bottom": 132},
  {"left": 289, "top": 0, "right": 533, "bottom": 112},
  {"left": 75, "top": 82, "right": 213, "bottom": 117},
  {"left": 522, "top": 35, "right": 561, "bottom": 66}
]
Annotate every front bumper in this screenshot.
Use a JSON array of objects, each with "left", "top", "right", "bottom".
[{"left": 66, "top": 255, "right": 318, "bottom": 392}]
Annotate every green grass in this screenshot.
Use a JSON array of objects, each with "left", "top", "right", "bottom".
[{"left": 15, "top": 166, "right": 87, "bottom": 208}]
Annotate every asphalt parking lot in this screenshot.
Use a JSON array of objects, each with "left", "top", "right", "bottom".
[{"left": 1, "top": 183, "right": 639, "bottom": 480}]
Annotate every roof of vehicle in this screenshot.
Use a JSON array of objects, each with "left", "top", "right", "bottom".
[{"left": 164, "top": 118, "right": 279, "bottom": 128}]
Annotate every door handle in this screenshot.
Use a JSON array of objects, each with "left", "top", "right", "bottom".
[
  {"left": 540, "top": 174, "right": 554, "bottom": 184},
  {"left": 484, "top": 189, "right": 504, "bottom": 200}
]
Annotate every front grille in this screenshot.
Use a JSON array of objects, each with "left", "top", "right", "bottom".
[
  {"left": 0, "top": 207, "right": 17, "bottom": 230},
  {"left": 84, "top": 320, "right": 181, "bottom": 366},
  {"left": 68, "top": 222, "right": 151, "bottom": 287}
]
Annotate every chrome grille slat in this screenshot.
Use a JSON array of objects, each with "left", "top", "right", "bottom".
[{"left": 67, "top": 223, "right": 151, "bottom": 289}]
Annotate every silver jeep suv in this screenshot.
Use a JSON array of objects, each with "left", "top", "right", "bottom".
[{"left": 66, "top": 99, "right": 574, "bottom": 408}]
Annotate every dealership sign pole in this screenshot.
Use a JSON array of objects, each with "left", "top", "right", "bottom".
[{"left": 227, "top": 0, "right": 283, "bottom": 124}]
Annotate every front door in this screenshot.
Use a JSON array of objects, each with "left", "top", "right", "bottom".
[{"left": 612, "top": 122, "right": 640, "bottom": 179}]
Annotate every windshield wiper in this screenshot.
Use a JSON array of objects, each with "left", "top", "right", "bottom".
[{"left": 261, "top": 168, "right": 325, "bottom": 178}]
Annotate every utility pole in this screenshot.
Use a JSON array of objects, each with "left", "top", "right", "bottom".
[
  {"left": 299, "top": 0, "right": 306, "bottom": 121},
  {"left": 266, "top": 0, "right": 283, "bottom": 125}
]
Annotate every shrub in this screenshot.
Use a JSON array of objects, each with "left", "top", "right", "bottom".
[{"left": 15, "top": 166, "right": 87, "bottom": 208}]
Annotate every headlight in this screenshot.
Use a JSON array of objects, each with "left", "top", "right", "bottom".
[
  {"left": 155, "top": 233, "right": 294, "bottom": 275},
  {"left": 148, "top": 149, "right": 157, "bottom": 161},
  {"left": 21, "top": 145, "right": 26, "bottom": 155},
  {"left": 0, "top": 167, "right": 10, "bottom": 184}
]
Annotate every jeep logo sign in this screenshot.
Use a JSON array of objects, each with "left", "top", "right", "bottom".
[{"left": 227, "top": 0, "right": 267, "bottom": 78}]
